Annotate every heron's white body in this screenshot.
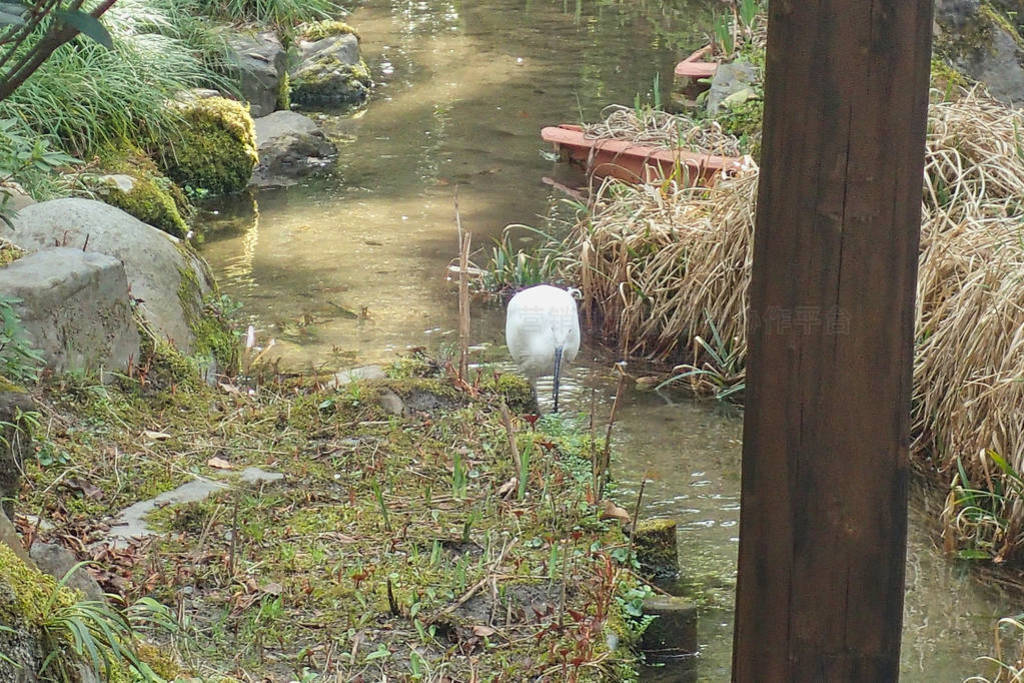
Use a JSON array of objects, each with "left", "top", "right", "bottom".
[{"left": 505, "top": 285, "right": 580, "bottom": 410}]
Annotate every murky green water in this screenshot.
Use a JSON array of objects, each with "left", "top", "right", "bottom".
[{"left": 200, "top": 1, "right": 1010, "bottom": 679}]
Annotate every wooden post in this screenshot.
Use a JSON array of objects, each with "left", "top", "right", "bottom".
[{"left": 732, "top": 1, "right": 933, "bottom": 680}]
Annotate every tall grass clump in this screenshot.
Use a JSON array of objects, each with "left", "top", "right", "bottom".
[
  {"left": 570, "top": 169, "right": 755, "bottom": 362},
  {"left": 563, "top": 86, "right": 1024, "bottom": 561},
  {"left": 0, "top": 2, "right": 222, "bottom": 158},
  {"left": 914, "top": 92, "right": 1024, "bottom": 561},
  {"left": 106, "top": 0, "right": 234, "bottom": 78},
  {"left": 193, "top": 0, "right": 340, "bottom": 27}
]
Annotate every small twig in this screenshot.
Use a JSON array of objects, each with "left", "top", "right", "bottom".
[
  {"left": 455, "top": 187, "right": 471, "bottom": 381},
  {"left": 630, "top": 478, "right": 648, "bottom": 545},
  {"left": 599, "top": 363, "right": 629, "bottom": 499},
  {"left": 387, "top": 577, "right": 401, "bottom": 616},
  {"left": 499, "top": 402, "right": 522, "bottom": 477},
  {"left": 558, "top": 537, "right": 571, "bottom": 626},
  {"left": 228, "top": 495, "right": 239, "bottom": 578}
]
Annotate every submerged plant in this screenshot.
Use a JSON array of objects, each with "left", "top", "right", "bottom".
[
  {"left": 482, "top": 225, "right": 564, "bottom": 294},
  {"left": 656, "top": 315, "right": 745, "bottom": 402}
]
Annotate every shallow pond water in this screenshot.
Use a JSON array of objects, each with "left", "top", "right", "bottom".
[{"left": 199, "top": 0, "right": 1012, "bottom": 679}]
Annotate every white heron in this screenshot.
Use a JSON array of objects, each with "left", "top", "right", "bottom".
[{"left": 505, "top": 284, "right": 581, "bottom": 412}]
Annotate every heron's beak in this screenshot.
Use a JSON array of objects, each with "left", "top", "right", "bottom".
[{"left": 552, "top": 345, "right": 564, "bottom": 413}]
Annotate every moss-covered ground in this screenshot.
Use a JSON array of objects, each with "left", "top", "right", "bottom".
[{"left": 16, "top": 349, "right": 650, "bottom": 681}]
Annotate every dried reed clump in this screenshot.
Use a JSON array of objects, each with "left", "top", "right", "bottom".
[
  {"left": 583, "top": 105, "right": 744, "bottom": 157},
  {"left": 914, "top": 91, "right": 1024, "bottom": 558},
  {"left": 572, "top": 170, "right": 757, "bottom": 361},
  {"left": 567, "top": 87, "right": 1024, "bottom": 557}
]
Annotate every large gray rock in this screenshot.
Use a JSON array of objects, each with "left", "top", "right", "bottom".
[
  {"left": 226, "top": 32, "right": 287, "bottom": 118},
  {"left": 935, "top": 0, "right": 1024, "bottom": 105},
  {"left": 2, "top": 199, "right": 213, "bottom": 352},
  {"left": 0, "top": 249, "right": 140, "bottom": 377},
  {"left": 29, "top": 542, "right": 106, "bottom": 603},
  {"left": 290, "top": 33, "right": 372, "bottom": 106},
  {"left": 251, "top": 111, "right": 337, "bottom": 188}
]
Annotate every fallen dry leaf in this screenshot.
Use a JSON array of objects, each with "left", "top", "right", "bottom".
[
  {"left": 496, "top": 478, "right": 517, "bottom": 499},
  {"left": 472, "top": 625, "right": 496, "bottom": 637},
  {"left": 207, "top": 456, "right": 233, "bottom": 470},
  {"left": 634, "top": 376, "right": 662, "bottom": 390},
  {"left": 143, "top": 430, "right": 171, "bottom": 441},
  {"left": 599, "top": 499, "right": 631, "bottom": 524}
]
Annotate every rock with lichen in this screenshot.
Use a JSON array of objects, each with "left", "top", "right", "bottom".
[
  {"left": 933, "top": 0, "right": 1024, "bottom": 104},
  {"left": 0, "top": 249, "right": 141, "bottom": 379},
  {"left": 289, "top": 26, "right": 372, "bottom": 107},
  {"left": 157, "top": 96, "right": 258, "bottom": 195}
]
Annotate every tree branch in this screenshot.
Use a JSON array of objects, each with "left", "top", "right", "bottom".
[{"left": 0, "top": 0, "right": 118, "bottom": 104}]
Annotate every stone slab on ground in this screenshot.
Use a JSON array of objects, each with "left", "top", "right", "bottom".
[
  {"left": 327, "top": 365, "right": 386, "bottom": 388},
  {"left": 0, "top": 248, "right": 140, "bottom": 376},
  {"left": 105, "top": 467, "right": 283, "bottom": 548}
]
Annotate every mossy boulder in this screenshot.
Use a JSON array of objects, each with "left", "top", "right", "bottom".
[
  {"left": 158, "top": 97, "right": 259, "bottom": 195},
  {"left": 300, "top": 20, "right": 361, "bottom": 42},
  {"left": 92, "top": 174, "right": 189, "bottom": 238},
  {"left": 4, "top": 199, "right": 218, "bottom": 357},
  {"left": 0, "top": 541, "right": 182, "bottom": 681},
  {"left": 290, "top": 32, "right": 372, "bottom": 107},
  {"left": 0, "top": 541, "right": 77, "bottom": 678},
  {"left": 91, "top": 142, "right": 193, "bottom": 239}
]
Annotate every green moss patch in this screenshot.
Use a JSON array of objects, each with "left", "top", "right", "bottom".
[
  {"left": 0, "top": 238, "right": 24, "bottom": 267},
  {"left": 18, "top": 355, "right": 649, "bottom": 680},
  {"left": 276, "top": 70, "right": 291, "bottom": 111},
  {"left": 291, "top": 56, "right": 372, "bottom": 106},
  {"left": 91, "top": 142, "right": 193, "bottom": 238},
  {"left": 157, "top": 97, "right": 258, "bottom": 196},
  {"left": 0, "top": 542, "right": 77, "bottom": 629},
  {"left": 301, "top": 20, "right": 361, "bottom": 42}
]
